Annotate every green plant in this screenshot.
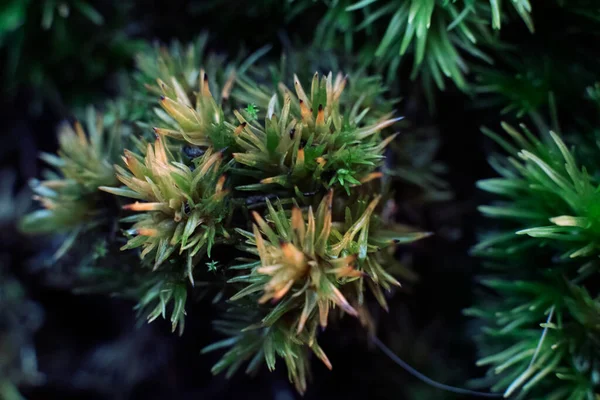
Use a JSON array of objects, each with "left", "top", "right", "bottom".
[
  {"left": 467, "top": 122, "right": 600, "bottom": 398},
  {"left": 100, "top": 141, "right": 231, "bottom": 291},
  {"left": 236, "top": 46, "right": 451, "bottom": 200},
  {"left": 20, "top": 107, "right": 126, "bottom": 260},
  {"left": 21, "top": 38, "right": 438, "bottom": 392},
  {"left": 130, "top": 33, "right": 272, "bottom": 139},
  {"left": 155, "top": 67, "right": 401, "bottom": 193},
  {"left": 274, "top": 0, "right": 536, "bottom": 92},
  {"left": 204, "top": 191, "right": 428, "bottom": 392}
]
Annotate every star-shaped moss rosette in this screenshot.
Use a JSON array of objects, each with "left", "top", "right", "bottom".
[
  {"left": 153, "top": 69, "right": 401, "bottom": 195},
  {"left": 205, "top": 191, "right": 429, "bottom": 392},
  {"left": 237, "top": 192, "right": 362, "bottom": 318},
  {"left": 133, "top": 34, "right": 271, "bottom": 138},
  {"left": 20, "top": 107, "right": 123, "bottom": 259},
  {"left": 231, "top": 72, "right": 401, "bottom": 194},
  {"left": 152, "top": 70, "right": 233, "bottom": 149},
  {"left": 236, "top": 50, "right": 451, "bottom": 201},
  {"left": 135, "top": 34, "right": 236, "bottom": 111},
  {"left": 100, "top": 136, "right": 231, "bottom": 280}
]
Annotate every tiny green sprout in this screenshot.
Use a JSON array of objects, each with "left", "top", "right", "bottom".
[
  {"left": 206, "top": 260, "right": 219, "bottom": 272},
  {"left": 329, "top": 168, "right": 361, "bottom": 195},
  {"left": 245, "top": 103, "right": 259, "bottom": 121}
]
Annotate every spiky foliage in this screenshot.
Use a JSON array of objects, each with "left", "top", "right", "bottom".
[
  {"left": 132, "top": 33, "right": 271, "bottom": 132},
  {"left": 236, "top": 48, "right": 451, "bottom": 201},
  {"left": 93, "top": 134, "right": 234, "bottom": 334},
  {"left": 153, "top": 71, "right": 232, "bottom": 148},
  {"left": 468, "top": 123, "right": 600, "bottom": 398},
  {"left": 156, "top": 69, "right": 400, "bottom": 194},
  {"left": 235, "top": 48, "right": 398, "bottom": 123},
  {"left": 202, "top": 302, "right": 322, "bottom": 393},
  {"left": 66, "top": 55, "right": 406, "bottom": 338},
  {"left": 276, "top": 0, "right": 535, "bottom": 92},
  {"left": 232, "top": 72, "right": 401, "bottom": 194},
  {"left": 100, "top": 138, "right": 231, "bottom": 279},
  {"left": 135, "top": 34, "right": 237, "bottom": 115},
  {"left": 22, "top": 36, "right": 436, "bottom": 392},
  {"left": 205, "top": 192, "right": 429, "bottom": 392},
  {"left": 476, "top": 123, "right": 600, "bottom": 261},
  {"left": 467, "top": 278, "right": 600, "bottom": 399},
  {"left": 20, "top": 107, "right": 124, "bottom": 258},
  {"left": 135, "top": 34, "right": 215, "bottom": 100}
]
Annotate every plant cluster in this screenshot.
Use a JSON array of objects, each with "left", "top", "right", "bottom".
[
  {"left": 234, "top": 47, "right": 450, "bottom": 200},
  {"left": 260, "top": 0, "right": 534, "bottom": 92},
  {"left": 20, "top": 107, "right": 126, "bottom": 261},
  {"left": 12, "top": 0, "right": 600, "bottom": 398},
  {"left": 468, "top": 122, "right": 600, "bottom": 399},
  {"left": 21, "top": 38, "right": 435, "bottom": 392}
]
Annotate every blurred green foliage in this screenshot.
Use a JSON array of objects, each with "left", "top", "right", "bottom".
[{"left": 0, "top": 0, "right": 144, "bottom": 110}]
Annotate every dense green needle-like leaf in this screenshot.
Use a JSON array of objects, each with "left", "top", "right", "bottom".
[
  {"left": 471, "top": 121, "right": 600, "bottom": 398},
  {"left": 276, "top": 0, "right": 535, "bottom": 92}
]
